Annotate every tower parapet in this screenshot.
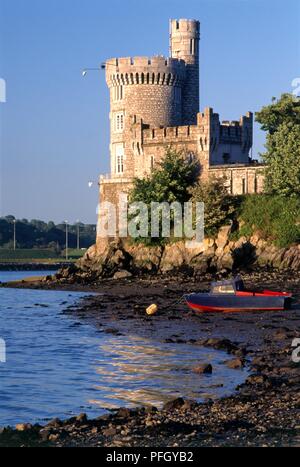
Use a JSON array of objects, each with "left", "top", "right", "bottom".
[
  {"left": 106, "top": 55, "right": 187, "bottom": 178},
  {"left": 106, "top": 56, "right": 186, "bottom": 87}
]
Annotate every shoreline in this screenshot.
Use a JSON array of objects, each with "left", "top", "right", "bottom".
[
  {"left": 0, "top": 262, "right": 73, "bottom": 272},
  {"left": 0, "top": 271, "right": 300, "bottom": 447}
]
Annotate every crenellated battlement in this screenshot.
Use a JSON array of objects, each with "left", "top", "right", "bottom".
[
  {"left": 129, "top": 107, "right": 252, "bottom": 158},
  {"left": 141, "top": 123, "right": 204, "bottom": 144},
  {"left": 106, "top": 56, "right": 186, "bottom": 87},
  {"left": 170, "top": 18, "right": 200, "bottom": 36}
]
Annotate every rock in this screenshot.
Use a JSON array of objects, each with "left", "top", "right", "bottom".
[
  {"left": 226, "top": 358, "right": 245, "bottom": 369},
  {"left": 160, "top": 242, "right": 186, "bottom": 273},
  {"left": 48, "top": 433, "right": 60, "bottom": 442},
  {"left": 104, "top": 327, "right": 120, "bottom": 335},
  {"left": 46, "top": 418, "right": 62, "bottom": 428},
  {"left": 246, "top": 374, "right": 267, "bottom": 386},
  {"left": 217, "top": 252, "right": 234, "bottom": 271},
  {"left": 216, "top": 224, "right": 232, "bottom": 249},
  {"left": 145, "top": 406, "right": 158, "bottom": 414},
  {"left": 76, "top": 413, "right": 88, "bottom": 423},
  {"left": 193, "top": 363, "right": 212, "bottom": 374},
  {"left": 116, "top": 407, "right": 131, "bottom": 418},
  {"left": 181, "top": 399, "right": 198, "bottom": 410},
  {"left": 163, "top": 397, "right": 185, "bottom": 411},
  {"left": 204, "top": 338, "right": 238, "bottom": 353},
  {"left": 39, "top": 428, "right": 53, "bottom": 441},
  {"left": 126, "top": 243, "right": 162, "bottom": 272},
  {"left": 273, "top": 329, "right": 287, "bottom": 341},
  {"left": 15, "top": 423, "right": 33, "bottom": 432},
  {"left": 113, "top": 269, "right": 133, "bottom": 279},
  {"left": 102, "top": 426, "right": 117, "bottom": 436}
]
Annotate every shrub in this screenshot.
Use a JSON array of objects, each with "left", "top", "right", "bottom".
[
  {"left": 128, "top": 149, "right": 199, "bottom": 244},
  {"left": 238, "top": 194, "right": 300, "bottom": 247},
  {"left": 189, "top": 176, "right": 238, "bottom": 237}
]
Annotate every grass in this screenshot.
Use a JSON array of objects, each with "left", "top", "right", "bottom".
[
  {"left": 61, "top": 249, "right": 85, "bottom": 259},
  {"left": 0, "top": 248, "right": 85, "bottom": 262}
]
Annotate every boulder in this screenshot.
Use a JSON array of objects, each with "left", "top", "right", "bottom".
[
  {"left": 116, "top": 407, "right": 131, "bottom": 418},
  {"left": 159, "top": 242, "right": 186, "bottom": 272},
  {"left": 15, "top": 423, "right": 33, "bottom": 432},
  {"left": 193, "top": 363, "right": 212, "bottom": 374},
  {"left": 113, "top": 269, "right": 132, "bottom": 279},
  {"left": 217, "top": 252, "right": 234, "bottom": 271},
  {"left": 225, "top": 358, "right": 245, "bottom": 369},
  {"left": 76, "top": 413, "right": 88, "bottom": 423},
  {"left": 126, "top": 243, "right": 162, "bottom": 272},
  {"left": 216, "top": 224, "right": 232, "bottom": 249},
  {"left": 163, "top": 397, "right": 185, "bottom": 411}
]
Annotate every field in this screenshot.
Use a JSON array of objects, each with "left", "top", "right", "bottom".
[{"left": 0, "top": 248, "right": 85, "bottom": 263}]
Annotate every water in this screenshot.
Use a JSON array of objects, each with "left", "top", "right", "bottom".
[
  {"left": 0, "top": 270, "right": 56, "bottom": 283},
  {"left": 0, "top": 271, "right": 247, "bottom": 427}
]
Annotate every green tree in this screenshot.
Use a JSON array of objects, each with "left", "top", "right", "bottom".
[
  {"left": 256, "top": 93, "right": 300, "bottom": 196},
  {"left": 128, "top": 149, "right": 199, "bottom": 243},
  {"left": 129, "top": 148, "right": 199, "bottom": 205},
  {"left": 189, "top": 176, "right": 236, "bottom": 236}
]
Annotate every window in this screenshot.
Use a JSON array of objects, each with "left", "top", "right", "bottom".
[
  {"left": 223, "top": 153, "right": 230, "bottom": 164},
  {"left": 117, "top": 155, "right": 124, "bottom": 174},
  {"left": 212, "top": 285, "right": 235, "bottom": 294},
  {"left": 150, "top": 155, "right": 154, "bottom": 171},
  {"left": 114, "top": 112, "right": 124, "bottom": 132},
  {"left": 115, "top": 144, "right": 124, "bottom": 174},
  {"left": 112, "top": 86, "right": 123, "bottom": 101},
  {"left": 254, "top": 177, "right": 258, "bottom": 193},
  {"left": 173, "top": 87, "right": 181, "bottom": 104},
  {"left": 190, "top": 39, "right": 196, "bottom": 55},
  {"left": 242, "top": 178, "right": 246, "bottom": 194},
  {"left": 187, "top": 152, "right": 195, "bottom": 163}
]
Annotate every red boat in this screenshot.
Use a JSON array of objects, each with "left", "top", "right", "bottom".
[{"left": 185, "top": 277, "right": 292, "bottom": 313}]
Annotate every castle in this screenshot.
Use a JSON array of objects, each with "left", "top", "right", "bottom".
[{"left": 98, "top": 19, "right": 264, "bottom": 239}]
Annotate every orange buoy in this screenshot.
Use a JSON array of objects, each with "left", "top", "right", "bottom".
[{"left": 146, "top": 304, "right": 158, "bottom": 316}]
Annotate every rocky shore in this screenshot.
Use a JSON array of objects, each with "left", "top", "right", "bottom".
[
  {"left": 1, "top": 271, "right": 300, "bottom": 447},
  {"left": 33, "top": 225, "right": 300, "bottom": 288}
]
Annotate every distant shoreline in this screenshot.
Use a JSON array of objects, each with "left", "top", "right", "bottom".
[{"left": 0, "top": 262, "right": 73, "bottom": 271}]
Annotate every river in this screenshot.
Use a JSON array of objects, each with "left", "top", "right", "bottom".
[{"left": 0, "top": 270, "right": 247, "bottom": 427}]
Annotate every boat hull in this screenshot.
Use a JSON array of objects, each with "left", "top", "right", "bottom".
[{"left": 185, "top": 293, "right": 291, "bottom": 312}]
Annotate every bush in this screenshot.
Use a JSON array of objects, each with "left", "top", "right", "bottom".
[
  {"left": 189, "top": 176, "right": 238, "bottom": 237},
  {"left": 256, "top": 94, "right": 300, "bottom": 196},
  {"left": 238, "top": 194, "right": 300, "bottom": 247},
  {"left": 128, "top": 149, "right": 199, "bottom": 244}
]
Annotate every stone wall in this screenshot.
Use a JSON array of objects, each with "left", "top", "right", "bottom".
[{"left": 209, "top": 164, "right": 265, "bottom": 194}]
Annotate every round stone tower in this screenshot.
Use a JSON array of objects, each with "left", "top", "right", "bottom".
[
  {"left": 106, "top": 56, "right": 186, "bottom": 128},
  {"left": 105, "top": 56, "right": 186, "bottom": 177},
  {"left": 170, "top": 19, "right": 200, "bottom": 125}
]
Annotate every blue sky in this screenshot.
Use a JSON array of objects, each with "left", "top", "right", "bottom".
[{"left": 0, "top": 0, "right": 299, "bottom": 223}]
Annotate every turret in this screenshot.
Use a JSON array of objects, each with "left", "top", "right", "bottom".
[
  {"left": 105, "top": 56, "right": 186, "bottom": 177},
  {"left": 170, "top": 19, "right": 200, "bottom": 125}
]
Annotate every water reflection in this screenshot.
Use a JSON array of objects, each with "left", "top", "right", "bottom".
[
  {"left": 90, "top": 335, "right": 246, "bottom": 409},
  {"left": 0, "top": 275, "right": 247, "bottom": 426}
]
